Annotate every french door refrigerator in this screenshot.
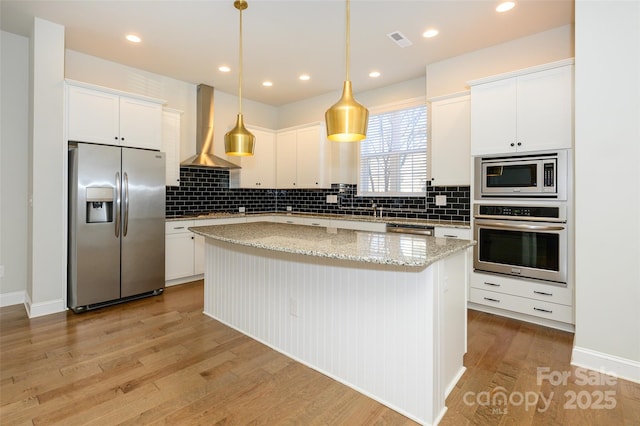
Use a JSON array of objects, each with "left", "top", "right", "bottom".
[{"left": 68, "top": 142, "right": 165, "bottom": 312}]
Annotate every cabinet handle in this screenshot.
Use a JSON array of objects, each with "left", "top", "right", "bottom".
[
  {"left": 510, "top": 142, "right": 515, "bottom": 147},
  {"left": 533, "top": 290, "right": 553, "bottom": 296},
  {"left": 173, "top": 226, "right": 185, "bottom": 230},
  {"left": 484, "top": 297, "right": 500, "bottom": 303},
  {"left": 121, "top": 137, "right": 125, "bottom": 141},
  {"left": 191, "top": 236, "right": 194, "bottom": 240},
  {"left": 311, "top": 223, "right": 320, "bottom": 226},
  {"left": 534, "top": 307, "right": 553, "bottom": 314},
  {"left": 114, "top": 136, "right": 118, "bottom": 140},
  {"left": 443, "top": 234, "right": 458, "bottom": 238},
  {"left": 286, "top": 221, "right": 294, "bottom": 224},
  {"left": 517, "top": 142, "right": 522, "bottom": 146},
  {"left": 484, "top": 282, "right": 501, "bottom": 287}
]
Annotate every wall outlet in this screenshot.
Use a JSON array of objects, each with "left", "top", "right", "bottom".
[
  {"left": 326, "top": 194, "right": 338, "bottom": 203},
  {"left": 286, "top": 206, "right": 292, "bottom": 212},
  {"left": 289, "top": 297, "right": 298, "bottom": 317},
  {"left": 0, "top": 265, "right": 4, "bottom": 278},
  {"left": 435, "top": 195, "right": 447, "bottom": 206},
  {"left": 238, "top": 206, "right": 246, "bottom": 213}
]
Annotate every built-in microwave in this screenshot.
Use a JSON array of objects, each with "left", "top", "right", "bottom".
[{"left": 475, "top": 151, "right": 568, "bottom": 200}]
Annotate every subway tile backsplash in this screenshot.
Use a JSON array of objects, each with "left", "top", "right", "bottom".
[{"left": 166, "top": 167, "right": 470, "bottom": 222}]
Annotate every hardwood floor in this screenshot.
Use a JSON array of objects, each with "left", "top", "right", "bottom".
[{"left": 1, "top": 281, "right": 638, "bottom": 425}]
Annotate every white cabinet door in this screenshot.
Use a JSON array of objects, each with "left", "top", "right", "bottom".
[
  {"left": 165, "top": 232, "right": 195, "bottom": 280},
  {"left": 237, "top": 128, "right": 276, "bottom": 188},
  {"left": 296, "top": 125, "right": 331, "bottom": 188},
  {"left": 470, "top": 78, "right": 517, "bottom": 155},
  {"left": 119, "top": 97, "right": 162, "bottom": 150},
  {"left": 516, "top": 65, "right": 573, "bottom": 152},
  {"left": 276, "top": 129, "right": 298, "bottom": 188},
  {"left": 430, "top": 93, "right": 471, "bottom": 186},
  {"left": 162, "top": 109, "right": 182, "bottom": 186},
  {"left": 67, "top": 85, "right": 120, "bottom": 145}
]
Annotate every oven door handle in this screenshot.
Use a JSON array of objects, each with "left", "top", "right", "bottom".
[{"left": 477, "top": 221, "right": 566, "bottom": 231}]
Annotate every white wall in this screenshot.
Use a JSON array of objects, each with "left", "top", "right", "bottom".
[
  {"left": 65, "top": 50, "right": 278, "bottom": 164},
  {"left": 426, "top": 25, "right": 574, "bottom": 99},
  {"left": 0, "top": 31, "right": 29, "bottom": 305},
  {"left": 572, "top": 0, "right": 640, "bottom": 383},
  {"left": 27, "top": 18, "right": 66, "bottom": 316}
]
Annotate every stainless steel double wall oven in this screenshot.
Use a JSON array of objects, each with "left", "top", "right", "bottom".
[{"left": 473, "top": 151, "right": 570, "bottom": 285}]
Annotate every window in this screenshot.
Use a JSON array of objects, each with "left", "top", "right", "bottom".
[{"left": 358, "top": 98, "right": 427, "bottom": 196}]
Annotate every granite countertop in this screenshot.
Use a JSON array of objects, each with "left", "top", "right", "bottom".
[
  {"left": 189, "top": 221, "right": 474, "bottom": 268},
  {"left": 169, "top": 211, "right": 470, "bottom": 229}
]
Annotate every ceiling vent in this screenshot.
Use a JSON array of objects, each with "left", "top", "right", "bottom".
[{"left": 387, "top": 31, "right": 413, "bottom": 48}]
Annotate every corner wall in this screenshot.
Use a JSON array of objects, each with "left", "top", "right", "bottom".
[
  {"left": 0, "top": 31, "right": 29, "bottom": 306},
  {"left": 573, "top": 0, "right": 640, "bottom": 383}
]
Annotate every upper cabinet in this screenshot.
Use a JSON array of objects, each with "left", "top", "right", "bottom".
[
  {"left": 230, "top": 127, "right": 276, "bottom": 188},
  {"left": 162, "top": 108, "right": 182, "bottom": 186},
  {"left": 276, "top": 123, "right": 331, "bottom": 189},
  {"left": 429, "top": 92, "right": 470, "bottom": 186},
  {"left": 66, "top": 80, "right": 164, "bottom": 150},
  {"left": 469, "top": 59, "right": 574, "bottom": 156}
]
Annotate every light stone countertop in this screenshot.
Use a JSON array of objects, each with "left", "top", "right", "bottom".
[
  {"left": 189, "top": 221, "right": 474, "bottom": 268},
  {"left": 170, "top": 211, "right": 470, "bottom": 229}
]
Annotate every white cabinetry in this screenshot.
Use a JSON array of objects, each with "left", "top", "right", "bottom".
[
  {"left": 276, "top": 123, "right": 331, "bottom": 188},
  {"left": 162, "top": 108, "right": 182, "bottom": 186},
  {"left": 469, "top": 60, "right": 573, "bottom": 155},
  {"left": 67, "top": 81, "right": 164, "bottom": 150},
  {"left": 434, "top": 227, "right": 471, "bottom": 239},
  {"left": 165, "top": 221, "right": 196, "bottom": 281},
  {"left": 429, "top": 93, "right": 470, "bottom": 186},
  {"left": 469, "top": 271, "right": 573, "bottom": 329},
  {"left": 230, "top": 127, "right": 276, "bottom": 188}
]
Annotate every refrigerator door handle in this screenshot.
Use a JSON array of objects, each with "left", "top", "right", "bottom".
[
  {"left": 115, "top": 172, "right": 121, "bottom": 237},
  {"left": 123, "top": 172, "right": 129, "bottom": 237}
]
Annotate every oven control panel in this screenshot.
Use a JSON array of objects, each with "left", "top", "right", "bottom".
[{"left": 477, "top": 205, "right": 560, "bottom": 219}]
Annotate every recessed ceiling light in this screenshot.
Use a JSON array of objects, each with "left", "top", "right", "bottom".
[
  {"left": 218, "top": 66, "right": 231, "bottom": 73},
  {"left": 125, "top": 34, "right": 141, "bottom": 43},
  {"left": 422, "top": 29, "right": 439, "bottom": 38},
  {"left": 299, "top": 74, "right": 310, "bottom": 81},
  {"left": 369, "top": 71, "right": 381, "bottom": 78},
  {"left": 262, "top": 81, "right": 273, "bottom": 87},
  {"left": 496, "top": 1, "right": 516, "bottom": 13}
]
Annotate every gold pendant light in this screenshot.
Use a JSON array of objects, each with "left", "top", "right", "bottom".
[
  {"left": 325, "top": 0, "right": 369, "bottom": 142},
  {"left": 225, "top": 0, "right": 255, "bottom": 156}
]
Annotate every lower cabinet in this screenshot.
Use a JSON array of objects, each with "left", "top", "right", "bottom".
[
  {"left": 165, "top": 221, "right": 197, "bottom": 281},
  {"left": 469, "top": 271, "right": 574, "bottom": 328}
]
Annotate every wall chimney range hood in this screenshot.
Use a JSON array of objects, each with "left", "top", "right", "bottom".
[{"left": 181, "top": 84, "right": 240, "bottom": 169}]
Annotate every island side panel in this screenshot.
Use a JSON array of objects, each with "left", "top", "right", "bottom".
[{"left": 203, "top": 238, "right": 443, "bottom": 425}]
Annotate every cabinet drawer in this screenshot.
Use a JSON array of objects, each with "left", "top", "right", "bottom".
[
  {"left": 165, "top": 220, "right": 194, "bottom": 234},
  {"left": 434, "top": 227, "right": 471, "bottom": 239},
  {"left": 471, "top": 272, "right": 572, "bottom": 306},
  {"left": 469, "top": 288, "right": 573, "bottom": 323}
]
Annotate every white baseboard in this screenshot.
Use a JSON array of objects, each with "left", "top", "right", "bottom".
[
  {"left": 571, "top": 346, "right": 640, "bottom": 384},
  {"left": 165, "top": 274, "right": 204, "bottom": 287},
  {"left": 0, "top": 290, "right": 25, "bottom": 307},
  {"left": 24, "top": 293, "right": 66, "bottom": 318}
]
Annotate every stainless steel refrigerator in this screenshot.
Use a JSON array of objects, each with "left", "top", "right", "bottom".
[{"left": 68, "top": 142, "right": 165, "bottom": 312}]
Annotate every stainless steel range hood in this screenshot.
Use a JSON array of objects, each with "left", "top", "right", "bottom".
[{"left": 180, "top": 84, "right": 240, "bottom": 169}]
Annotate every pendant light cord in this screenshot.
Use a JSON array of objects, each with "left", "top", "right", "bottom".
[
  {"left": 238, "top": 6, "right": 243, "bottom": 114},
  {"left": 346, "top": 0, "right": 350, "bottom": 82}
]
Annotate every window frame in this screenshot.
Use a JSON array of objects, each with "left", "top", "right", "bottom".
[{"left": 356, "top": 97, "right": 428, "bottom": 197}]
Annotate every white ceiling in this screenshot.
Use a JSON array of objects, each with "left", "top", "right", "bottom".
[{"left": 1, "top": 0, "right": 574, "bottom": 106}]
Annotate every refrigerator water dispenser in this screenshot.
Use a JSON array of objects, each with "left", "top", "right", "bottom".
[{"left": 86, "top": 187, "right": 114, "bottom": 223}]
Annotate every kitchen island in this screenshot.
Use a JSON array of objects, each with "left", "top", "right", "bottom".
[{"left": 190, "top": 222, "right": 474, "bottom": 425}]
